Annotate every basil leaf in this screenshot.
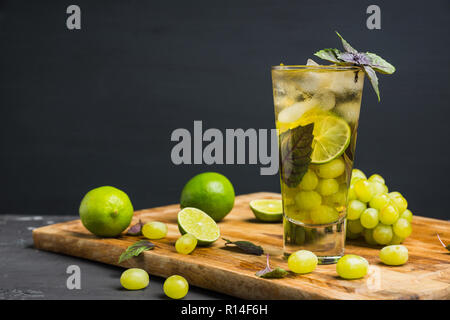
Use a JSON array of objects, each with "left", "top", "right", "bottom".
[
  {"left": 336, "top": 31, "right": 358, "bottom": 53},
  {"left": 313, "top": 48, "right": 343, "bottom": 64},
  {"left": 223, "top": 238, "right": 264, "bottom": 255},
  {"left": 279, "top": 123, "right": 314, "bottom": 188},
  {"left": 365, "top": 52, "right": 396, "bottom": 74},
  {"left": 256, "top": 254, "right": 288, "bottom": 279},
  {"left": 260, "top": 267, "right": 289, "bottom": 279},
  {"left": 118, "top": 240, "right": 155, "bottom": 263},
  {"left": 338, "top": 52, "right": 371, "bottom": 65},
  {"left": 362, "top": 65, "right": 380, "bottom": 102},
  {"left": 126, "top": 219, "right": 144, "bottom": 236},
  {"left": 437, "top": 234, "right": 450, "bottom": 252}
]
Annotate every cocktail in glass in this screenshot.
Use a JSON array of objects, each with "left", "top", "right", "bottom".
[{"left": 271, "top": 65, "right": 364, "bottom": 264}]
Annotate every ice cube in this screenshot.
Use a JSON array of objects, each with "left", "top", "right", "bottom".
[
  {"left": 334, "top": 101, "right": 361, "bottom": 124},
  {"left": 328, "top": 70, "right": 364, "bottom": 95},
  {"left": 310, "top": 89, "right": 336, "bottom": 111},
  {"left": 274, "top": 95, "right": 296, "bottom": 111},
  {"left": 297, "top": 70, "right": 333, "bottom": 93},
  {"left": 278, "top": 100, "right": 315, "bottom": 123},
  {"left": 306, "top": 58, "right": 319, "bottom": 66}
]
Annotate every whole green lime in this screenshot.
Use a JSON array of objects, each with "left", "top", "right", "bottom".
[
  {"left": 180, "top": 172, "right": 235, "bottom": 222},
  {"left": 79, "top": 186, "right": 134, "bottom": 237}
]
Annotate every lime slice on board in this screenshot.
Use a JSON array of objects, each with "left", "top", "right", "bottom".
[
  {"left": 301, "top": 113, "right": 351, "bottom": 164},
  {"left": 177, "top": 207, "right": 220, "bottom": 246},
  {"left": 249, "top": 199, "right": 283, "bottom": 222}
]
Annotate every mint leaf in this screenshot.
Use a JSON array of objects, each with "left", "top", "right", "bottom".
[
  {"left": 336, "top": 31, "right": 358, "bottom": 54},
  {"left": 256, "top": 254, "right": 288, "bottom": 279},
  {"left": 313, "top": 48, "right": 343, "bottom": 64},
  {"left": 365, "top": 52, "right": 396, "bottom": 74},
  {"left": 279, "top": 123, "right": 314, "bottom": 187},
  {"left": 118, "top": 240, "right": 155, "bottom": 263},
  {"left": 363, "top": 65, "right": 380, "bottom": 102}
]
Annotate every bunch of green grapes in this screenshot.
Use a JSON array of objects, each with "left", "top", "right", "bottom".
[{"left": 346, "top": 169, "right": 413, "bottom": 245}]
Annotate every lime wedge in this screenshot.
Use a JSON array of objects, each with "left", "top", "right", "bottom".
[
  {"left": 177, "top": 207, "right": 220, "bottom": 246},
  {"left": 250, "top": 199, "right": 283, "bottom": 222},
  {"left": 302, "top": 113, "right": 351, "bottom": 164}
]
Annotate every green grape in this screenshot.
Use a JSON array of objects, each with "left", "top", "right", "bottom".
[
  {"left": 389, "top": 234, "right": 405, "bottom": 245},
  {"left": 360, "top": 208, "right": 379, "bottom": 229},
  {"left": 388, "top": 191, "right": 403, "bottom": 198},
  {"left": 299, "top": 169, "right": 319, "bottom": 190},
  {"left": 352, "top": 168, "right": 367, "bottom": 180},
  {"left": 354, "top": 179, "right": 374, "bottom": 202},
  {"left": 120, "top": 268, "right": 149, "bottom": 290},
  {"left": 317, "top": 158, "right": 345, "bottom": 179},
  {"left": 369, "top": 193, "right": 391, "bottom": 211},
  {"left": 363, "top": 228, "right": 377, "bottom": 245},
  {"left": 373, "top": 224, "right": 393, "bottom": 245},
  {"left": 295, "top": 191, "right": 322, "bottom": 210},
  {"left": 288, "top": 209, "right": 311, "bottom": 222},
  {"left": 336, "top": 255, "right": 369, "bottom": 279},
  {"left": 175, "top": 234, "right": 198, "bottom": 255},
  {"left": 368, "top": 174, "right": 385, "bottom": 185},
  {"left": 310, "top": 205, "right": 339, "bottom": 224},
  {"left": 347, "top": 199, "right": 366, "bottom": 220},
  {"left": 323, "top": 185, "right": 346, "bottom": 207},
  {"left": 379, "top": 204, "right": 399, "bottom": 225},
  {"left": 383, "top": 185, "right": 389, "bottom": 193},
  {"left": 142, "top": 221, "right": 168, "bottom": 239},
  {"left": 400, "top": 209, "right": 413, "bottom": 223},
  {"left": 316, "top": 178, "right": 339, "bottom": 196},
  {"left": 346, "top": 227, "right": 361, "bottom": 239},
  {"left": 348, "top": 219, "right": 364, "bottom": 234},
  {"left": 379, "top": 245, "right": 408, "bottom": 266},
  {"left": 163, "top": 275, "right": 189, "bottom": 299},
  {"left": 371, "top": 181, "right": 385, "bottom": 196},
  {"left": 288, "top": 250, "right": 318, "bottom": 274},
  {"left": 393, "top": 218, "right": 412, "bottom": 238},
  {"left": 389, "top": 192, "right": 408, "bottom": 213},
  {"left": 348, "top": 183, "right": 357, "bottom": 201}
]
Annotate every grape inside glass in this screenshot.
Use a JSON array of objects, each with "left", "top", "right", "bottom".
[{"left": 271, "top": 65, "right": 365, "bottom": 264}]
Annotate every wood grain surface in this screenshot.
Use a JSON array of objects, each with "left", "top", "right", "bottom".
[{"left": 32, "top": 192, "right": 450, "bottom": 300}]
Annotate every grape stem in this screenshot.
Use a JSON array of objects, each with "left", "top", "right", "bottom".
[{"left": 437, "top": 233, "right": 447, "bottom": 248}]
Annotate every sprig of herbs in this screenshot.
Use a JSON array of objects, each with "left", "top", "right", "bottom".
[
  {"left": 314, "top": 31, "right": 396, "bottom": 101},
  {"left": 437, "top": 234, "right": 450, "bottom": 252},
  {"left": 256, "top": 254, "right": 288, "bottom": 279},
  {"left": 118, "top": 240, "right": 155, "bottom": 263},
  {"left": 223, "top": 238, "right": 264, "bottom": 256}
]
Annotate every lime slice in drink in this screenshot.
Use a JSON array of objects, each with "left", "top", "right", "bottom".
[
  {"left": 249, "top": 199, "right": 283, "bottom": 222},
  {"left": 177, "top": 207, "right": 220, "bottom": 246},
  {"left": 302, "top": 113, "right": 351, "bottom": 164}
]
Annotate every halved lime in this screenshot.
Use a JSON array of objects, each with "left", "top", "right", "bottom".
[
  {"left": 250, "top": 199, "right": 283, "bottom": 222},
  {"left": 177, "top": 207, "right": 220, "bottom": 246},
  {"left": 303, "top": 113, "right": 351, "bottom": 164}
]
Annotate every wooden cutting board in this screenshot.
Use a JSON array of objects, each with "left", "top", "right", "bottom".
[{"left": 32, "top": 192, "right": 450, "bottom": 300}]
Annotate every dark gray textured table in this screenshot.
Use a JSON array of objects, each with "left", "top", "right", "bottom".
[{"left": 0, "top": 215, "right": 232, "bottom": 300}]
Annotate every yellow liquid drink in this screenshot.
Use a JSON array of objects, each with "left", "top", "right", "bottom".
[{"left": 272, "top": 65, "right": 364, "bottom": 264}]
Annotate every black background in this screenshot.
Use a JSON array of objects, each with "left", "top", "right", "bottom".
[{"left": 0, "top": 0, "right": 449, "bottom": 220}]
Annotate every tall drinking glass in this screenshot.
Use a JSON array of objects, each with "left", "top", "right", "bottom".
[{"left": 271, "top": 65, "right": 364, "bottom": 264}]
